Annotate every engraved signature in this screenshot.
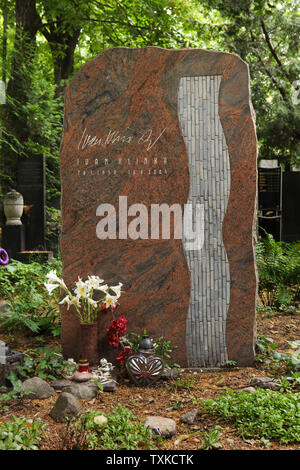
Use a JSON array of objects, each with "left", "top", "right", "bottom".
[{"left": 78, "top": 127, "right": 167, "bottom": 152}]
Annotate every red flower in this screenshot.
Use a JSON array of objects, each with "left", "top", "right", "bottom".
[
  {"left": 107, "top": 315, "right": 127, "bottom": 347},
  {"left": 116, "top": 348, "right": 133, "bottom": 365}
]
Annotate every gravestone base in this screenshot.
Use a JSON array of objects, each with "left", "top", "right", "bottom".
[
  {"left": 1, "top": 224, "right": 26, "bottom": 260},
  {"left": 15, "top": 250, "right": 53, "bottom": 264}
]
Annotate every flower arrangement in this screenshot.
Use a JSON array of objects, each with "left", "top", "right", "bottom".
[{"left": 44, "top": 270, "right": 123, "bottom": 324}]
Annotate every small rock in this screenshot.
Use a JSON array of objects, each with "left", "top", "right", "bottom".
[
  {"left": 180, "top": 409, "right": 199, "bottom": 425},
  {"left": 102, "top": 381, "right": 117, "bottom": 392},
  {"left": 250, "top": 377, "right": 279, "bottom": 390},
  {"left": 94, "top": 415, "right": 108, "bottom": 425},
  {"left": 64, "top": 381, "right": 99, "bottom": 399},
  {"left": 160, "top": 368, "right": 182, "bottom": 381},
  {"left": 21, "top": 377, "right": 55, "bottom": 399},
  {"left": 239, "top": 387, "right": 256, "bottom": 394},
  {"left": 50, "top": 392, "right": 84, "bottom": 422},
  {"left": 144, "top": 416, "right": 176, "bottom": 437},
  {"left": 51, "top": 379, "right": 73, "bottom": 391}
]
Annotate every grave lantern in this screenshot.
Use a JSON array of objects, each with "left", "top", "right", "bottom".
[{"left": 125, "top": 335, "right": 164, "bottom": 386}]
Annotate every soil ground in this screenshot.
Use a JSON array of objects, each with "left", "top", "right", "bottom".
[{"left": 0, "top": 310, "right": 299, "bottom": 451}]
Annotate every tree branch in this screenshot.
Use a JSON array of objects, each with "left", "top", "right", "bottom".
[
  {"left": 260, "top": 18, "right": 293, "bottom": 84},
  {"left": 249, "top": 29, "right": 290, "bottom": 105}
]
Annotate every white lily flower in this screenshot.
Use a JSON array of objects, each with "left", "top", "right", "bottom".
[
  {"left": 59, "top": 295, "right": 72, "bottom": 310},
  {"left": 95, "top": 283, "right": 109, "bottom": 293},
  {"left": 74, "top": 279, "right": 90, "bottom": 298},
  {"left": 110, "top": 282, "right": 123, "bottom": 298},
  {"left": 44, "top": 282, "right": 59, "bottom": 295},
  {"left": 88, "top": 298, "right": 98, "bottom": 308},
  {"left": 88, "top": 275, "right": 104, "bottom": 284},
  {"left": 104, "top": 293, "right": 119, "bottom": 309},
  {"left": 46, "top": 270, "right": 66, "bottom": 288}
]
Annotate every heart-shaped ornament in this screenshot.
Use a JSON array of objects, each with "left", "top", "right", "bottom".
[{"left": 126, "top": 354, "right": 164, "bottom": 386}]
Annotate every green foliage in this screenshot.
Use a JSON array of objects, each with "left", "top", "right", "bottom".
[
  {"left": 200, "top": 425, "right": 222, "bottom": 450},
  {"left": 0, "top": 258, "right": 62, "bottom": 337},
  {"left": 167, "top": 377, "right": 197, "bottom": 392},
  {"left": 0, "top": 289, "right": 60, "bottom": 336},
  {"left": 256, "top": 233, "right": 300, "bottom": 309},
  {"left": 0, "top": 415, "right": 45, "bottom": 450},
  {"left": 256, "top": 332, "right": 300, "bottom": 372},
  {"left": 70, "top": 404, "right": 152, "bottom": 450},
  {"left": 201, "top": 389, "right": 300, "bottom": 444},
  {"left": 255, "top": 331, "right": 277, "bottom": 363},
  {"left": 0, "top": 258, "right": 62, "bottom": 298},
  {"left": 0, "top": 346, "right": 75, "bottom": 410},
  {"left": 8, "top": 346, "right": 77, "bottom": 382},
  {"left": 199, "top": 0, "right": 300, "bottom": 165}
]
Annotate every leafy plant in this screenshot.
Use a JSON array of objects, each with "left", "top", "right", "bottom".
[
  {"left": 70, "top": 404, "right": 152, "bottom": 450},
  {"left": 0, "top": 258, "right": 62, "bottom": 298},
  {"left": 200, "top": 426, "right": 222, "bottom": 450},
  {"left": 256, "top": 333, "right": 300, "bottom": 372},
  {"left": 0, "top": 416, "right": 45, "bottom": 450},
  {"left": 0, "top": 289, "right": 60, "bottom": 336},
  {"left": 255, "top": 332, "right": 277, "bottom": 363},
  {"left": 167, "top": 377, "right": 197, "bottom": 393},
  {"left": 201, "top": 389, "right": 300, "bottom": 444},
  {"left": 256, "top": 233, "right": 300, "bottom": 310},
  {"left": 223, "top": 360, "right": 237, "bottom": 368},
  {"left": 7, "top": 346, "right": 76, "bottom": 383},
  {"left": 0, "top": 258, "right": 62, "bottom": 337}
]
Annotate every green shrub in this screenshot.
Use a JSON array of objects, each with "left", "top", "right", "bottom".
[
  {"left": 201, "top": 389, "right": 300, "bottom": 444},
  {"left": 0, "top": 258, "right": 62, "bottom": 298},
  {"left": 0, "top": 415, "right": 45, "bottom": 450},
  {"left": 256, "top": 232, "right": 300, "bottom": 309},
  {"left": 200, "top": 426, "right": 222, "bottom": 450},
  {"left": 0, "top": 258, "right": 62, "bottom": 336},
  {"left": 70, "top": 404, "right": 152, "bottom": 450},
  {"left": 8, "top": 346, "right": 76, "bottom": 382}
]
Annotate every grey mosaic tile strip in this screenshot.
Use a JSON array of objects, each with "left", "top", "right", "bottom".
[{"left": 178, "top": 75, "right": 230, "bottom": 367}]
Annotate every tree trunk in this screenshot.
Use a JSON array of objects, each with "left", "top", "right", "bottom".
[{"left": 1, "top": 0, "right": 41, "bottom": 195}]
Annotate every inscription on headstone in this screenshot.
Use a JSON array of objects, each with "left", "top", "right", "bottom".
[{"left": 60, "top": 47, "right": 258, "bottom": 367}]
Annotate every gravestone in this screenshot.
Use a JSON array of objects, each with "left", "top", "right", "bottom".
[
  {"left": 60, "top": 47, "right": 258, "bottom": 367},
  {"left": 17, "top": 155, "right": 46, "bottom": 250}
]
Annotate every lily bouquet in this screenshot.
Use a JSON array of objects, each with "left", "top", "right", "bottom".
[{"left": 44, "top": 270, "right": 123, "bottom": 324}]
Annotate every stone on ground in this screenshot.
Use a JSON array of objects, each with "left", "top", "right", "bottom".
[
  {"left": 21, "top": 377, "right": 55, "bottom": 399},
  {"left": 49, "top": 392, "right": 84, "bottom": 422},
  {"left": 64, "top": 381, "right": 99, "bottom": 399},
  {"left": 250, "top": 377, "right": 279, "bottom": 390},
  {"left": 144, "top": 416, "right": 176, "bottom": 437},
  {"left": 180, "top": 408, "right": 199, "bottom": 424},
  {"left": 51, "top": 379, "right": 73, "bottom": 391}
]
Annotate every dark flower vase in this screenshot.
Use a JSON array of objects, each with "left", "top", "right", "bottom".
[{"left": 80, "top": 322, "right": 99, "bottom": 366}]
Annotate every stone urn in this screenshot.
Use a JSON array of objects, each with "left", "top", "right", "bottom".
[{"left": 3, "top": 190, "right": 24, "bottom": 225}]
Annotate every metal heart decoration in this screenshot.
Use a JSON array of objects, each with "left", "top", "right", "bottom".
[{"left": 125, "top": 354, "right": 164, "bottom": 386}]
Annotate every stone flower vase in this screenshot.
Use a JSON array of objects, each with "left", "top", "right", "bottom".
[
  {"left": 79, "top": 322, "right": 99, "bottom": 366},
  {"left": 3, "top": 189, "right": 24, "bottom": 225}
]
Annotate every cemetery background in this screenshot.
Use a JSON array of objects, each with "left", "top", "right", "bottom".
[{"left": 0, "top": 0, "right": 299, "bottom": 451}]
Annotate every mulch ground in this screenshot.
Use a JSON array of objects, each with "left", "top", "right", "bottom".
[{"left": 0, "top": 310, "right": 299, "bottom": 451}]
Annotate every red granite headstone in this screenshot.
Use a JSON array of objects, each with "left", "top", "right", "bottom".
[{"left": 60, "top": 47, "right": 258, "bottom": 367}]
